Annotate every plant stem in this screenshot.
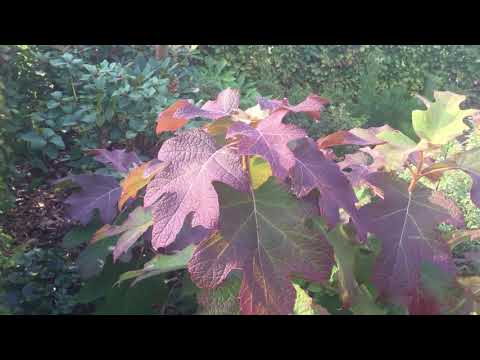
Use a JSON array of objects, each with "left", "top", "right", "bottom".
[{"left": 408, "top": 150, "right": 424, "bottom": 193}]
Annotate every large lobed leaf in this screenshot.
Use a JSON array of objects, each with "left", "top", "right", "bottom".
[
  {"left": 358, "top": 172, "right": 464, "bottom": 310},
  {"left": 144, "top": 129, "right": 249, "bottom": 250},
  {"left": 88, "top": 148, "right": 141, "bottom": 174},
  {"left": 338, "top": 147, "right": 385, "bottom": 190},
  {"left": 227, "top": 109, "right": 306, "bottom": 180},
  {"left": 64, "top": 174, "right": 121, "bottom": 225},
  {"left": 412, "top": 91, "right": 478, "bottom": 145},
  {"left": 155, "top": 89, "right": 241, "bottom": 135},
  {"left": 288, "top": 138, "right": 366, "bottom": 239},
  {"left": 188, "top": 177, "right": 334, "bottom": 315}
]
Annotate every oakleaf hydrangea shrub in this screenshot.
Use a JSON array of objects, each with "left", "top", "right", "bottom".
[{"left": 59, "top": 88, "right": 480, "bottom": 315}]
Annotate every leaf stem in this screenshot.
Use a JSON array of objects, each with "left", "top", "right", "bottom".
[{"left": 408, "top": 150, "right": 424, "bottom": 193}]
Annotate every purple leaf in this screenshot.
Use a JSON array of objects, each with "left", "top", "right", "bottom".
[
  {"left": 358, "top": 172, "right": 464, "bottom": 308},
  {"left": 176, "top": 88, "right": 240, "bottom": 120},
  {"left": 144, "top": 129, "right": 249, "bottom": 250},
  {"left": 226, "top": 109, "right": 306, "bottom": 180},
  {"left": 164, "top": 212, "right": 211, "bottom": 253},
  {"left": 88, "top": 149, "right": 141, "bottom": 174},
  {"left": 338, "top": 147, "right": 385, "bottom": 188},
  {"left": 188, "top": 178, "right": 334, "bottom": 315},
  {"left": 64, "top": 174, "right": 121, "bottom": 225},
  {"left": 317, "top": 128, "right": 386, "bottom": 149},
  {"left": 258, "top": 94, "right": 329, "bottom": 121},
  {"left": 288, "top": 138, "right": 366, "bottom": 239}
]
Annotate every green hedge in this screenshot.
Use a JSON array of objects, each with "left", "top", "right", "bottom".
[{"left": 200, "top": 45, "right": 480, "bottom": 101}]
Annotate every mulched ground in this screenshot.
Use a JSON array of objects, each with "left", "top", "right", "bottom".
[{"left": 0, "top": 164, "right": 73, "bottom": 249}]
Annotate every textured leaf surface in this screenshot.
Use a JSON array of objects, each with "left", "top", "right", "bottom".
[
  {"left": 358, "top": 172, "right": 464, "bottom": 307},
  {"left": 188, "top": 177, "right": 334, "bottom": 315},
  {"left": 144, "top": 129, "right": 249, "bottom": 250},
  {"left": 197, "top": 274, "right": 241, "bottom": 315},
  {"left": 288, "top": 138, "right": 365, "bottom": 237},
  {"left": 411, "top": 261, "right": 467, "bottom": 314},
  {"left": 412, "top": 91, "right": 478, "bottom": 145},
  {"left": 64, "top": 175, "right": 121, "bottom": 225},
  {"left": 92, "top": 207, "right": 153, "bottom": 262},
  {"left": 88, "top": 149, "right": 141, "bottom": 174},
  {"left": 227, "top": 109, "right": 306, "bottom": 179}
]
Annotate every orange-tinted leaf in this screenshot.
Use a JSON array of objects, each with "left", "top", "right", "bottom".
[
  {"left": 118, "top": 161, "right": 166, "bottom": 210},
  {"left": 91, "top": 224, "right": 112, "bottom": 244},
  {"left": 317, "top": 129, "right": 386, "bottom": 149},
  {"left": 155, "top": 100, "right": 190, "bottom": 135},
  {"left": 420, "top": 161, "right": 458, "bottom": 182}
]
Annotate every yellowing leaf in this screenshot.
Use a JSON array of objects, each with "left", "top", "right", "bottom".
[
  {"left": 412, "top": 91, "right": 478, "bottom": 145},
  {"left": 293, "top": 284, "right": 329, "bottom": 315},
  {"left": 249, "top": 156, "right": 272, "bottom": 189},
  {"left": 204, "top": 118, "right": 234, "bottom": 145},
  {"left": 118, "top": 161, "right": 166, "bottom": 210},
  {"left": 375, "top": 128, "right": 417, "bottom": 170}
]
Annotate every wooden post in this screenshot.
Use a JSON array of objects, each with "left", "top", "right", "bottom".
[{"left": 155, "top": 45, "right": 168, "bottom": 59}]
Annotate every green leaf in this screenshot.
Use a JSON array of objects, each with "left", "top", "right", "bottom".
[
  {"left": 40, "top": 127, "right": 55, "bottom": 139},
  {"left": 116, "top": 244, "right": 195, "bottom": 286},
  {"left": 76, "top": 235, "right": 117, "bottom": 279},
  {"left": 49, "top": 135, "right": 65, "bottom": 149},
  {"left": 412, "top": 91, "right": 478, "bottom": 145},
  {"left": 62, "top": 53, "right": 74, "bottom": 62},
  {"left": 20, "top": 131, "right": 47, "bottom": 150},
  {"left": 44, "top": 145, "right": 59, "bottom": 159},
  {"left": 94, "top": 275, "right": 168, "bottom": 315},
  {"left": 81, "top": 113, "right": 96, "bottom": 124},
  {"left": 76, "top": 256, "right": 133, "bottom": 304},
  {"left": 315, "top": 221, "right": 386, "bottom": 314},
  {"left": 83, "top": 64, "right": 97, "bottom": 73},
  {"left": 125, "top": 130, "right": 137, "bottom": 139},
  {"left": 47, "top": 100, "right": 60, "bottom": 110},
  {"left": 420, "top": 261, "right": 467, "bottom": 313},
  {"left": 51, "top": 91, "right": 63, "bottom": 100},
  {"left": 62, "top": 222, "right": 101, "bottom": 250},
  {"left": 293, "top": 284, "right": 329, "bottom": 315}
]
